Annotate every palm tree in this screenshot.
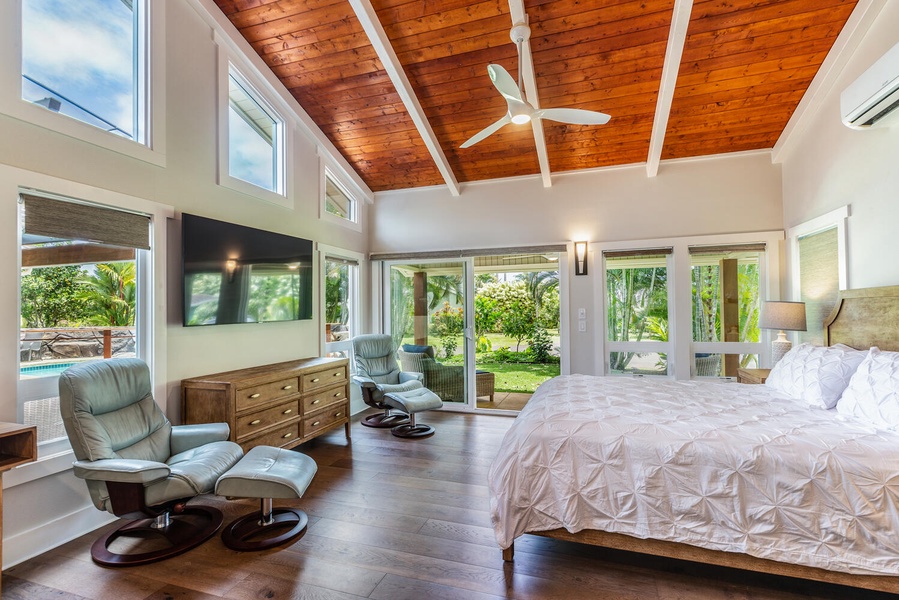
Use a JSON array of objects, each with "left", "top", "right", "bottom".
[{"left": 77, "top": 262, "right": 136, "bottom": 326}]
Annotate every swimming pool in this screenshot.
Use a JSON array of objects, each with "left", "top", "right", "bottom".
[{"left": 20, "top": 362, "right": 82, "bottom": 377}]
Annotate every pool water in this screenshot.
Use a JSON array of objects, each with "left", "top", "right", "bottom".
[{"left": 20, "top": 362, "right": 81, "bottom": 377}]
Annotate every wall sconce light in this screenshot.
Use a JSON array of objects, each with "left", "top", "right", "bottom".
[
  {"left": 225, "top": 259, "right": 238, "bottom": 282},
  {"left": 574, "top": 241, "right": 588, "bottom": 276}
]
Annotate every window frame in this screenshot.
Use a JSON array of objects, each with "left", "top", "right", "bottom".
[
  {"left": 319, "top": 245, "right": 362, "bottom": 368},
  {"left": 320, "top": 160, "right": 362, "bottom": 231},
  {"left": 215, "top": 39, "right": 292, "bottom": 207},
  {"left": 602, "top": 250, "right": 674, "bottom": 377},
  {"left": 594, "top": 231, "right": 783, "bottom": 379},
  {"left": 1, "top": 0, "right": 166, "bottom": 166},
  {"left": 4, "top": 163, "right": 172, "bottom": 477}
]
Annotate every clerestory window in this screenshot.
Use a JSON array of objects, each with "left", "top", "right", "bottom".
[{"left": 21, "top": 0, "right": 149, "bottom": 144}]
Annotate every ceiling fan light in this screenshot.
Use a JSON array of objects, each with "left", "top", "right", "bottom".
[{"left": 511, "top": 113, "right": 531, "bottom": 124}]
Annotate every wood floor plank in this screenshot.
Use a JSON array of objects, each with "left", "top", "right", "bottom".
[{"left": 7, "top": 412, "right": 895, "bottom": 600}]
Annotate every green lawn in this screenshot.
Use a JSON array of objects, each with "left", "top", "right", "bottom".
[{"left": 477, "top": 361, "right": 560, "bottom": 393}]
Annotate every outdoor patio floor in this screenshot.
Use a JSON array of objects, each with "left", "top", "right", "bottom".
[{"left": 477, "top": 391, "right": 531, "bottom": 411}]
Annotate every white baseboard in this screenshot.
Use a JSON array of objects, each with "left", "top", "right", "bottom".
[{"left": 3, "top": 504, "right": 114, "bottom": 568}]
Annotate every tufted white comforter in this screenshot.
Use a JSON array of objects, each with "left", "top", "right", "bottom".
[{"left": 488, "top": 374, "right": 899, "bottom": 575}]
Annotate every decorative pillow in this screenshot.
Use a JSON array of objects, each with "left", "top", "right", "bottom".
[
  {"left": 402, "top": 344, "right": 435, "bottom": 358},
  {"left": 836, "top": 347, "right": 899, "bottom": 429},
  {"left": 764, "top": 343, "right": 867, "bottom": 409}
]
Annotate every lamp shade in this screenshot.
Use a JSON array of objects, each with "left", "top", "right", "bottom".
[{"left": 759, "top": 301, "right": 807, "bottom": 332}]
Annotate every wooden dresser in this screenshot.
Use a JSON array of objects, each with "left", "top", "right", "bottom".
[{"left": 181, "top": 357, "right": 350, "bottom": 452}]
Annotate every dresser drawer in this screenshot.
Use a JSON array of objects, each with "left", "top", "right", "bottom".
[
  {"left": 303, "top": 402, "right": 348, "bottom": 437},
  {"left": 235, "top": 400, "right": 299, "bottom": 440},
  {"left": 236, "top": 377, "right": 298, "bottom": 411},
  {"left": 303, "top": 386, "right": 346, "bottom": 413},
  {"left": 239, "top": 422, "right": 300, "bottom": 452},
  {"left": 302, "top": 366, "right": 347, "bottom": 392}
]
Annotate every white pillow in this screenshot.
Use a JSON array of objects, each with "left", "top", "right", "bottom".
[
  {"left": 764, "top": 343, "right": 867, "bottom": 409},
  {"left": 836, "top": 347, "right": 899, "bottom": 429}
]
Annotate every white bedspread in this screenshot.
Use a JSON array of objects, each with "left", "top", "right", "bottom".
[{"left": 488, "top": 374, "right": 899, "bottom": 575}]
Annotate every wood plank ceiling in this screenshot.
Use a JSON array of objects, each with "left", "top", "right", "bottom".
[{"left": 213, "top": 0, "right": 859, "bottom": 193}]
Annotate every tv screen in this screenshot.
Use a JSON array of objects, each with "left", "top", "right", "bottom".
[{"left": 182, "top": 214, "right": 313, "bottom": 326}]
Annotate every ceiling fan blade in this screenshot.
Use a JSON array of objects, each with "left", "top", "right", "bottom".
[
  {"left": 534, "top": 107, "right": 611, "bottom": 125},
  {"left": 460, "top": 115, "right": 512, "bottom": 148},
  {"left": 487, "top": 64, "right": 523, "bottom": 102}
]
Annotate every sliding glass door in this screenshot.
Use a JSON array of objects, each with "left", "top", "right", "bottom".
[
  {"left": 388, "top": 260, "right": 469, "bottom": 407},
  {"left": 384, "top": 251, "right": 565, "bottom": 413}
]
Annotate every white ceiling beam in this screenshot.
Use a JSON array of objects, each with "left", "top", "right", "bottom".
[
  {"left": 646, "top": 0, "right": 693, "bottom": 178},
  {"left": 348, "top": 0, "right": 461, "bottom": 196},
  {"left": 508, "top": 0, "right": 552, "bottom": 188}
]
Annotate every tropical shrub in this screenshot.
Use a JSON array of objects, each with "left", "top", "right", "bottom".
[
  {"left": 432, "top": 301, "right": 463, "bottom": 359},
  {"left": 527, "top": 325, "right": 553, "bottom": 363}
]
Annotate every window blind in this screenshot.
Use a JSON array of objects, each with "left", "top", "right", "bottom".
[
  {"left": 325, "top": 255, "right": 359, "bottom": 267},
  {"left": 370, "top": 244, "right": 566, "bottom": 262},
  {"left": 21, "top": 193, "right": 150, "bottom": 250},
  {"left": 688, "top": 243, "right": 766, "bottom": 255},
  {"left": 602, "top": 247, "right": 673, "bottom": 258}
]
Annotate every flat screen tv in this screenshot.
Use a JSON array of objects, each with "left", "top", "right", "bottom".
[{"left": 182, "top": 213, "right": 313, "bottom": 326}]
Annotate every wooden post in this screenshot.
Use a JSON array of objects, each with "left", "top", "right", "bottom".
[
  {"left": 720, "top": 258, "right": 739, "bottom": 376},
  {"left": 413, "top": 272, "right": 428, "bottom": 346},
  {"left": 103, "top": 329, "right": 112, "bottom": 359}
]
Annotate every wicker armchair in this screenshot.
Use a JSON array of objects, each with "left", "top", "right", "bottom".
[{"left": 397, "top": 346, "right": 465, "bottom": 402}]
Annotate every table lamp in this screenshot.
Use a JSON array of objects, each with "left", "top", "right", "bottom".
[{"left": 760, "top": 301, "right": 807, "bottom": 365}]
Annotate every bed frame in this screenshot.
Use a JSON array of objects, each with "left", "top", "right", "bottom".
[{"left": 501, "top": 285, "right": 899, "bottom": 594}]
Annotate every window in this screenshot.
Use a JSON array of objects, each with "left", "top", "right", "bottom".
[
  {"left": 227, "top": 67, "right": 283, "bottom": 193},
  {"left": 323, "top": 253, "right": 359, "bottom": 361},
  {"left": 19, "top": 193, "right": 150, "bottom": 450},
  {"left": 324, "top": 170, "right": 357, "bottom": 223},
  {"left": 604, "top": 249, "right": 671, "bottom": 376},
  {"left": 689, "top": 244, "right": 765, "bottom": 375},
  {"left": 21, "top": 0, "right": 148, "bottom": 143}
]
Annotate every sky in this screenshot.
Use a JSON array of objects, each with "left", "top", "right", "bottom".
[{"left": 22, "top": 0, "right": 135, "bottom": 138}]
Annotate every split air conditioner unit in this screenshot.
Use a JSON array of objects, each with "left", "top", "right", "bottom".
[{"left": 841, "top": 41, "right": 899, "bottom": 130}]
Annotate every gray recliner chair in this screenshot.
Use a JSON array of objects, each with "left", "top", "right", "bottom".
[
  {"left": 59, "top": 358, "right": 244, "bottom": 567},
  {"left": 352, "top": 334, "right": 420, "bottom": 428},
  {"left": 352, "top": 334, "right": 443, "bottom": 438}
]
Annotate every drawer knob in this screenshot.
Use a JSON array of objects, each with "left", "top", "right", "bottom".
[
  {"left": 335, "top": 412, "right": 342, "bottom": 417},
  {"left": 312, "top": 421, "right": 321, "bottom": 427},
  {"left": 282, "top": 432, "right": 292, "bottom": 439},
  {"left": 311, "top": 378, "right": 320, "bottom": 383},
  {"left": 312, "top": 399, "right": 320, "bottom": 405},
  {"left": 249, "top": 393, "right": 261, "bottom": 399},
  {"left": 282, "top": 385, "right": 293, "bottom": 390},
  {"left": 333, "top": 372, "right": 341, "bottom": 377},
  {"left": 334, "top": 392, "right": 341, "bottom": 397},
  {"left": 249, "top": 419, "right": 261, "bottom": 425},
  {"left": 283, "top": 409, "right": 292, "bottom": 415}
]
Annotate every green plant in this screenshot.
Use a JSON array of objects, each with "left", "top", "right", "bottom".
[
  {"left": 432, "top": 301, "right": 463, "bottom": 359},
  {"left": 77, "top": 262, "right": 136, "bottom": 326},
  {"left": 20, "top": 265, "right": 89, "bottom": 327},
  {"left": 527, "top": 325, "right": 553, "bottom": 363},
  {"left": 476, "top": 335, "right": 492, "bottom": 353}
]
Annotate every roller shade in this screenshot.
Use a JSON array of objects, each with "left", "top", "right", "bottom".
[
  {"left": 602, "top": 247, "right": 673, "bottom": 258},
  {"left": 688, "top": 243, "right": 766, "bottom": 254},
  {"left": 22, "top": 194, "right": 150, "bottom": 250},
  {"left": 371, "top": 244, "right": 566, "bottom": 262}
]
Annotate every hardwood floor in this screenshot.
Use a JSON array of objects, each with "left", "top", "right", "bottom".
[{"left": 4, "top": 411, "right": 896, "bottom": 599}]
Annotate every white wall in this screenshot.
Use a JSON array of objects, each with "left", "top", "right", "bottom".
[
  {"left": 372, "top": 151, "right": 785, "bottom": 375},
  {"left": 780, "top": 3, "right": 899, "bottom": 290},
  {"left": 1, "top": 0, "right": 367, "bottom": 567}
]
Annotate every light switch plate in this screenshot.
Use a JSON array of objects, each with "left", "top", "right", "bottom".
[
  {"left": 578, "top": 320, "right": 586, "bottom": 332},
  {"left": 577, "top": 308, "right": 586, "bottom": 319}
]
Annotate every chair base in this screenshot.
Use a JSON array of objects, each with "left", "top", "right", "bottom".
[
  {"left": 361, "top": 411, "right": 409, "bottom": 428},
  {"left": 221, "top": 507, "right": 309, "bottom": 551},
  {"left": 391, "top": 423, "right": 435, "bottom": 438},
  {"left": 91, "top": 505, "right": 223, "bottom": 567}
]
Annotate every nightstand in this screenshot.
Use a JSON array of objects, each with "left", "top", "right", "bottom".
[{"left": 737, "top": 368, "right": 771, "bottom": 384}]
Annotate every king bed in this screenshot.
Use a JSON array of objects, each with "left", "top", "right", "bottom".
[{"left": 488, "top": 285, "right": 899, "bottom": 593}]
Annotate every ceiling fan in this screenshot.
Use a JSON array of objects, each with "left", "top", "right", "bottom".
[{"left": 460, "top": 23, "right": 611, "bottom": 149}]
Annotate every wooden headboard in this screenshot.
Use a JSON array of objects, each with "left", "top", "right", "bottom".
[{"left": 824, "top": 285, "right": 899, "bottom": 351}]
